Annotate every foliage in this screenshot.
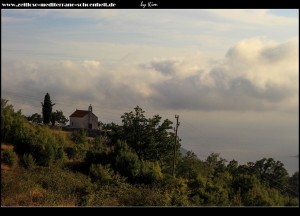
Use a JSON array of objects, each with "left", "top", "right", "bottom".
[
  {"left": 21, "top": 154, "right": 36, "bottom": 169},
  {"left": 139, "top": 160, "right": 163, "bottom": 185},
  {"left": 118, "top": 185, "right": 168, "bottom": 206},
  {"left": 160, "top": 175, "right": 191, "bottom": 206},
  {"left": 1, "top": 149, "right": 17, "bottom": 167},
  {"left": 68, "top": 130, "right": 88, "bottom": 160},
  {"left": 51, "top": 112, "right": 56, "bottom": 126},
  {"left": 1, "top": 99, "right": 66, "bottom": 167},
  {"left": 177, "top": 151, "right": 209, "bottom": 179},
  {"left": 1, "top": 167, "right": 94, "bottom": 206},
  {"left": 26, "top": 113, "right": 43, "bottom": 124},
  {"left": 73, "top": 143, "right": 88, "bottom": 161},
  {"left": 93, "top": 136, "right": 106, "bottom": 152},
  {"left": 288, "top": 172, "right": 299, "bottom": 198},
  {"left": 114, "top": 141, "right": 141, "bottom": 182},
  {"left": 71, "top": 130, "right": 87, "bottom": 145},
  {"left": 85, "top": 150, "right": 112, "bottom": 166},
  {"left": 41, "top": 93, "right": 55, "bottom": 125},
  {"left": 253, "top": 158, "right": 289, "bottom": 190},
  {"left": 1, "top": 99, "right": 15, "bottom": 142},
  {"left": 120, "top": 106, "right": 179, "bottom": 168},
  {"left": 1, "top": 100, "right": 299, "bottom": 206},
  {"left": 52, "top": 110, "right": 69, "bottom": 125},
  {"left": 89, "top": 164, "right": 114, "bottom": 184}
]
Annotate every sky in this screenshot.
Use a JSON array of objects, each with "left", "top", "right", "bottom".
[{"left": 1, "top": 9, "right": 299, "bottom": 174}]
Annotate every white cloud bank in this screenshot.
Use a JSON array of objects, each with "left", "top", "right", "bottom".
[{"left": 2, "top": 37, "right": 298, "bottom": 115}]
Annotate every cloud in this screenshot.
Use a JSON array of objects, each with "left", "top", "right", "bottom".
[
  {"left": 147, "top": 38, "right": 298, "bottom": 111},
  {"left": 140, "top": 59, "right": 180, "bottom": 76},
  {"left": 2, "top": 37, "right": 298, "bottom": 116},
  {"left": 83, "top": 60, "right": 101, "bottom": 72}
]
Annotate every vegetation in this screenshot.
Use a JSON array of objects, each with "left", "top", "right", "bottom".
[
  {"left": 26, "top": 113, "right": 43, "bottom": 124},
  {"left": 41, "top": 93, "right": 55, "bottom": 125},
  {"left": 52, "top": 110, "right": 68, "bottom": 125},
  {"left": 1, "top": 99, "right": 299, "bottom": 206}
]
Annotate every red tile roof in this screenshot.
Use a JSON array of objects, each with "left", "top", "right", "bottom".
[{"left": 70, "top": 110, "right": 89, "bottom": 118}]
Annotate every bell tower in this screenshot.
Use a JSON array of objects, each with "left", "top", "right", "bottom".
[{"left": 88, "top": 104, "right": 92, "bottom": 129}]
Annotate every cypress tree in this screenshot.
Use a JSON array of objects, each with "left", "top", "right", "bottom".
[{"left": 41, "top": 93, "right": 55, "bottom": 125}]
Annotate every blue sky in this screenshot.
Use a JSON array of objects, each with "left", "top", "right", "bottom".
[{"left": 1, "top": 9, "right": 299, "bottom": 174}]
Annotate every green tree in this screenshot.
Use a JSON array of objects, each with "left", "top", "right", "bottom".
[
  {"left": 205, "top": 153, "right": 227, "bottom": 179},
  {"left": 121, "top": 106, "right": 147, "bottom": 157},
  {"left": 41, "top": 93, "right": 55, "bottom": 125},
  {"left": 176, "top": 151, "right": 209, "bottom": 180},
  {"left": 114, "top": 140, "right": 141, "bottom": 182},
  {"left": 139, "top": 160, "right": 163, "bottom": 185},
  {"left": 253, "top": 158, "right": 289, "bottom": 190},
  {"left": 227, "top": 159, "right": 239, "bottom": 176},
  {"left": 52, "top": 110, "right": 68, "bottom": 125},
  {"left": 26, "top": 113, "right": 43, "bottom": 124},
  {"left": 51, "top": 112, "right": 56, "bottom": 126},
  {"left": 1, "top": 99, "right": 14, "bottom": 142},
  {"left": 120, "top": 106, "right": 178, "bottom": 167},
  {"left": 288, "top": 172, "right": 299, "bottom": 198}
]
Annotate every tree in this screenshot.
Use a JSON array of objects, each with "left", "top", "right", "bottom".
[
  {"left": 52, "top": 110, "right": 68, "bottom": 125},
  {"left": 51, "top": 112, "right": 56, "bottom": 126},
  {"left": 288, "top": 172, "right": 299, "bottom": 198},
  {"left": 41, "top": 93, "right": 55, "bottom": 125},
  {"left": 1, "top": 99, "right": 14, "bottom": 142},
  {"left": 176, "top": 151, "right": 208, "bottom": 179},
  {"left": 26, "top": 113, "right": 43, "bottom": 124},
  {"left": 120, "top": 106, "right": 178, "bottom": 167},
  {"left": 253, "top": 158, "right": 289, "bottom": 190},
  {"left": 121, "top": 106, "right": 147, "bottom": 157}
]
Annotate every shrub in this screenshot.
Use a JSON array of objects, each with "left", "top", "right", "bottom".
[
  {"left": 1, "top": 149, "right": 16, "bottom": 167},
  {"left": 71, "top": 130, "right": 87, "bottom": 144},
  {"left": 73, "top": 143, "right": 88, "bottom": 161},
  {"left": 21, "top": 153, "right": 36, "bottom": 169},
  {"left": 139, "top": 160, "right": 163, "bottom": 184},
  {"left": 89, "top": 164, "right": 114, "bottom": 184},
  {"left": 93, "top": 136, "right": 106, "bottom": 152}
]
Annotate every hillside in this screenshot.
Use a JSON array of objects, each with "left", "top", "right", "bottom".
[{"left": 1, "top": 99, "right": 299, "bottom": 206}]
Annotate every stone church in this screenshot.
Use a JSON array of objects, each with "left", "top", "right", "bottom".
[{"left": 69, "top": 104, "right": 98, "bottom": 129}]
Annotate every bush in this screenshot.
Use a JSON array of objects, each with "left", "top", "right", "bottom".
[
  {"left": 21, "top": 154, "right": 36, "bottom": 169},
  {"left": 33, "top": 142, "right": 55, "bottom": 166},
  {"left": 93, "top": 136, "right": 106, "bottom": 152},
  {"left": 139, "top": 160, "right": 163, "bottom": 184},
  {"left": 73, "top": 143, "right": 88, "bottom": 161},
  {"left": 115, "top": 146, "right": 141, "bottom": 182},
  {"left": 89, "top": 164, "right": 114, "bottom": 184},
  {"left": 1, "top": 149, "right": 16, "bottom": 167},
  {"left": 71, "top": 130, "right": 87, "bottom": 144},
  {"left": 85, "top": 150, "right": 112, "bottom": 166}
]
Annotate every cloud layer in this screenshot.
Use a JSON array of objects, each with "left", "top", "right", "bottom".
[{"left": 2, "top": 37, "right": 298, "bottom": 115}]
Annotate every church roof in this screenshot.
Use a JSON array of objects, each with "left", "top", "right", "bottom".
[
  {"left": 70, "top": 109, "right": 97, "bottom": 118},
  {"left": 70, "top": 110, "right": 88, "bottom": 118}
]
